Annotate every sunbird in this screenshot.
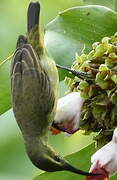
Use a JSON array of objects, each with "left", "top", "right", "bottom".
[{"left": 11, "top": 1, "right": 99, "bottom": 177}]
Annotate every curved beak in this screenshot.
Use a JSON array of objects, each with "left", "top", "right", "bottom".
[{"left": 64, "top": 162, "right": 101, "bottom": 176}]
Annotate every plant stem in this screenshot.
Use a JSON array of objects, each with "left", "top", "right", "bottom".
[{"left": 0, "top": 54, "right": 13, "bottom": 67}]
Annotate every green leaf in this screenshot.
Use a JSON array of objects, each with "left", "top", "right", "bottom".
[
  {"left": 45, "top": 5, "right": 117, "bottom": 80},
  {"left": 0, "top": 61, "right": 11, "bottom": 115},
  {"left": 84, "top": 0, "right": 114, "bottom": 9}
]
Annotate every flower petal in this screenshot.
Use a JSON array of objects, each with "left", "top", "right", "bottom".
[
  {"left": 86, "top": 166, "right": 109, "bottom": 180},
  {"left": 51, "top": 92, "right": 84, "bottom": 134},
  {"left": 50, "top": 127, "right": 61, "bottom": 135}
]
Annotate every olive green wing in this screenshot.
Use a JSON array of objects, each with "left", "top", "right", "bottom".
[{"left": 11, "top": 35, "right": 55, "bottom": 136}]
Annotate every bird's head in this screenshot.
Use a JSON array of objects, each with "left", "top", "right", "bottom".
[{"left": 25, "top": 136, "right": 100, "bottom": 176}]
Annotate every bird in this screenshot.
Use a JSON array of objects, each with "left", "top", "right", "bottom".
[
  {"left": 87, "top": 128, "right": 117, "bottom": 180},
  {"left": 11, "top": 1, "right": 99, "bottom": 177},
  {"left": 51, "top": 92, "right": 84, "bottom": 135}
]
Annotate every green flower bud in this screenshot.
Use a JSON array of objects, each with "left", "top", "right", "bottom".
[{"left": 65, "top": 32, "right": 117, "bottom": 147}]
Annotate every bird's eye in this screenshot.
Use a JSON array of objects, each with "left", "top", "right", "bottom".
[{"left": 54, "top": 155, "right": 61, "bottom": 162}]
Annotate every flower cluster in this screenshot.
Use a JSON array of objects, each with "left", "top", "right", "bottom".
[{"left": 65, "top": 33, "right": 117, "bottom": 146}]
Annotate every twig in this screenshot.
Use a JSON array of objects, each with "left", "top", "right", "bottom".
[{"left": 0, "top": 53, "right": 13, "bottom": 67}]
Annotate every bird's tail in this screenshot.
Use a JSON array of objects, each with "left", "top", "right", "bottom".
[{"left": 27, "top": 2, "right": 44, "bottom": 56}]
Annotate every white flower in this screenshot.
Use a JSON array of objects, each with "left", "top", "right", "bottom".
[
  {"left": 51, "top": 92, "right": 84, "bottom": 135},
  {"left": 87, "top": 128, "right": 117, "bottom": 179}
]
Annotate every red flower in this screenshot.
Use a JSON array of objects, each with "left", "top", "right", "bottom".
[
  {"left": 86, "top": 165, "right": 109, "bottom": 180},
  {"left": 87, "top": 128, "right": 117, "bottom": 180}
]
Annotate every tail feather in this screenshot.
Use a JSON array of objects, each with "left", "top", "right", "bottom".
[
  {"left": 27, "top": 2, "right": 44, "bottom": 56},
  {"left": 27, "top": 2, "right": 40, "bottom": 34}
]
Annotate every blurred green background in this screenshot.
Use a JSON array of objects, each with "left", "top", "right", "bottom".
[{"left": 0, "top": 0, "right": 115, "bottom": 180}]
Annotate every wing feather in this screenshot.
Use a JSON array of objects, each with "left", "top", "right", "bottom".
[{"left": 11, "top": 36, "right": 55, "bottom": 136}]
